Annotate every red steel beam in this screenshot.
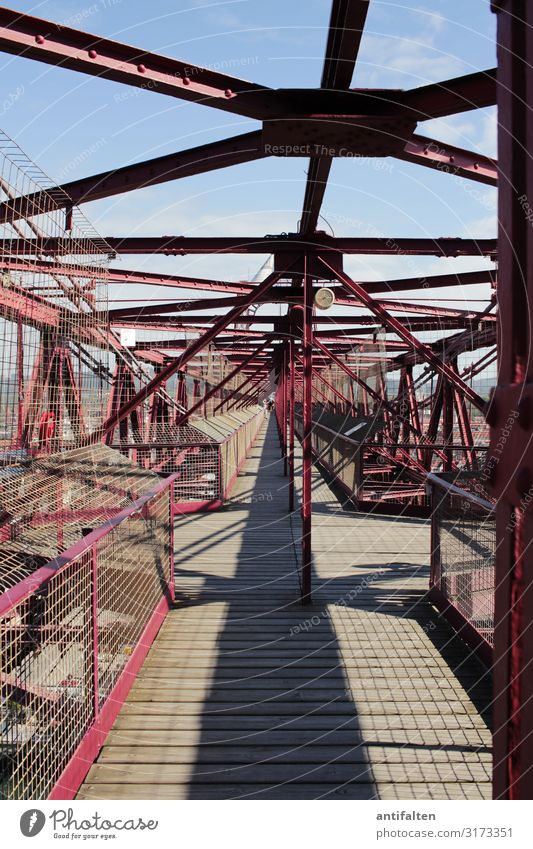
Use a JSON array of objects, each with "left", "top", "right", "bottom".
[
  {"left": 400, "top": 68, "right": 497, "bottom": 119},
  {"left": 214, "top": 369, "right": 265, "bottom": 413},
  {"left": 109, "top": 295, "right": 249, "bottom": 320},
  {"left": 0, "top": 8, "right": 277, "bottom": 120},
  {"left": 174, "top": 342, "right": 268, "bottom": 425},
  {"left": 299, "top": 0, "right": 370, "bottom": 234},
  {"left": 489, "top": 0, "right": 533, "bottom": 802},
  {"left": 319, "top": 255, "right": 487, "bottom": 411},
  {"left": 360, "top": 268, "right": 497, "bottom": 295},
  {"left": 313, "top": 337, "right": 452, "bottom": 468},
  {"left": 5, "top": 235, "right": 498, "bottom": 256},
  {"left": 0, "top": 132, "right": 265, "bottom": 222},
  {"left": 397, "top": 133, "right": 497, "bottom": 186},
  {"left": 321, "top": 0, "right": 370, "bottom": 89},
  {"left": 301, "top": 257, "right": 313, "bottom": 603},
  {"left": 113, "top": 313, "right": 485, "bottom": 329},
  {"left": 89, "top": 268, "right": 287, "bottom": 441},
  {"left": 0, "top": 257, "right": 255, "bottom": 295}
]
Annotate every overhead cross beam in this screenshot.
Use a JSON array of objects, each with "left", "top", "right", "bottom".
[
  {"left": 397, "top": 134, "right": 498, "bottom": 186},
  {"left": 4, "top": 234, "right": 497, "bottom": 256},
  {"left": 0, "top": 8, "right": 281, "bottom": 119},
  {"left": 0, "top": 132, "right": 266, "bottom": 222},
  {"left": 400, "top": 68, "right": 497, "bottom": 120},
  {"left": 299, "top": 0, "right": 370, "bottom": 234}
]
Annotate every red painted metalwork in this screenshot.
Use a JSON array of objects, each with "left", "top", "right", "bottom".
[
  {"left": 0, "top": 470, "right": 176, "bottom": 800},
  {"left": 319, "top": 256, "right": 487, "bottom": 411},
  {"left": 301, "top": 258, "right": 313, "bottom": 604},
  {"left": 489, "top": 0, "right": 533, "bottom": 802},
  {"left": 3, "top": 234, "right": 498, "bottom": 257},
  {"left": 0, "top": 132, "right": 265, "bottom": 222},
  {"left": 397, "top": 133, "right": 497, "bottom": 186},
  {"left": 92, "top": 269, "right": 287, "bottom": 441},
  {"left": 0, "top": 0, "right": 509, "bottom": 800}
]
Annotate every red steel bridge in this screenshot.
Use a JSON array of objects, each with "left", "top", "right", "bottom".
[{"left": 0, "top": 0, "right": 530, "bottom": 800}]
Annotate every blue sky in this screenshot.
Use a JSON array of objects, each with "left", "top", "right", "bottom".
[{"left": 0, "top": 0, "right": 497, "bottom": 311}]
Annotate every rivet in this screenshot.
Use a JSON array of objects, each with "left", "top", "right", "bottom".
[
  {"left": 35, "top": 35, "right": 45, "bottom": 45},
  {"left": 516, "top": 466, "right": 532, "bottom": 499},
  {"left": 182, "top": 77, "right": 191, "bottom": 85},
  {"left": 137, "top": 64, "right": 146, "bottom": 73},
  {"left": 224, "top": 89, "right": 233, "bottom": 98},
  {"left": 449, "top": 155, "right": 455, "bottom": 163},
  {"left": 88, "top": 49, "right": 97, "bottom": 59},
  {"left": 474, "top": 162, "right": 479, "bottom": 170},
  {"left": 518, "top": 396, "right": 532, "bottom": 429}
]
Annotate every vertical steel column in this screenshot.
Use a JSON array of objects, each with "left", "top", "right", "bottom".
[
  {"left": 283, "top": 346, "right": 288, "bottom": 474},
  {"left": 301, "top": 257, "right": 313, "bottom": 604},
  {"left": 442, "top": 377, "right": 454, "bottom": 473},
  {"left": 289, "top": 337, "right": 296, "bottom": 513},
  {"left": 16, "top": 317, "right": 23, "bottom": 446},
  {"left": 490, "top": 0, "right": 533, "bottom": 801}
]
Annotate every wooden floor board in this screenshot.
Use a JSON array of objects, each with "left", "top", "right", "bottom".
[{"left": 79, "top": 416, "right": 492, "bottom": 800}]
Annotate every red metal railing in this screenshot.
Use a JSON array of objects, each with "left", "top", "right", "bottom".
[
  {"left": 292, "top": 413, "right": 495, "bottom": 661},
  {"left": 113, "top": 409, "right": 264, "bottom": 514},
  {"left": 0, "top": 473, "right": 176, "bottom": 800}
]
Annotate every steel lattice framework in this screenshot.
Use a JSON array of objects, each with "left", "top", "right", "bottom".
[{"left": 1, "top": 0, "right": 531, "bottom": 800}]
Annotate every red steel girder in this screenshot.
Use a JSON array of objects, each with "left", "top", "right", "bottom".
[
  {"left": 0, "top": 8, "right": 281, "bottom": 120},
  {"left": 113, "top": 313, "right": 487, "bottom": 330},
  {"left": 301, "top": 258, "right": 313, "bottom": 603},
  {"left": 0, "top": 132, "right": 265, "bottom": 222},
  {"left": 174, "top": 342, "right": 269, "bottom": 425},
  {"left": 397, "top": 133, "right": 497, "bottom": 186},
  {"left": 319, "top": 256, "right": 488, "bottom": 410},
  {"left": 400, "top": 68, "right": 497, "bottom": 120},
  {"left": 0, "top": 257, "right": 255, "bottom": 295},
  {"left": 109, "top": 295, "right": 249, "bottom": 320},
  {"left": 299, "top": 0, "right": 370, "bottom": 234},
  {"left": 90, "top": 268, "right": 288, "bottom": 441},
  {"left": 5, "top": 234, "right": 498, "bottom": 256},
  {"left": 359, "top": 268, "right": 497, "bottom": 295},
  {"left": 321, "top": 0, "right": 370, "bottom": 89},
  {"left": 488, "top": 0, "right": 533, "bottom": 802}
]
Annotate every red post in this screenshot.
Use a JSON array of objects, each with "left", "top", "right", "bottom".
[
  {"left": 16, "top": 317, "right": 23, "bottom": 446},
  {"left": 489, "top": 0, "right": 533, "bottom": 801},
  {"left": 301, "top": 257, "right": 312, "bottom": 604},
  {"left": 91, "top": 544, "right": 100, "bottom": 721},
  {"left": 283, "top": 346, "right": 288, "bottom": 475},
  {"left": 289, "top": 337, "right": 295, "bottom": 513},
  {"left": 443, "top": 377, "right": 454, "bottom": 473}
]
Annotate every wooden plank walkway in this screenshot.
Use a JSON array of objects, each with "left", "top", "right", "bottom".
[{"left": 79, "top": 416, "right": 492, "bottom": 800}]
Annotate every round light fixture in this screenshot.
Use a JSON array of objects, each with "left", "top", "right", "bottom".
[{"left": 314, "top": 287, "right": 335, "bottom": 310}]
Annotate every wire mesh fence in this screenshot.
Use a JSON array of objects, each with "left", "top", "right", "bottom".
[
  {"left": 0, "top": 129, "right": 113, "bottom": 453},
  {"left": 429, "top": 475, "right": 496, "bottom": 649},
  {"left": 0, "top": 470, "right": 174, "bottom": 800}
]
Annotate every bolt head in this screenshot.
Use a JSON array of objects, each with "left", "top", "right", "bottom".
[
  {"left": 224, "top": 89, "right": 233, "bottom": 98},
  {"left": 182, "top": 77, "right": 191, "bottom": 85},
  {"left": 35, "top": 35, "right": 45, "bottom": 45},
  {"left": 137, "top": 64, "right": 146, "bottom": 73},
  {"left": 88, "top": 49, "right": 97, "bottom": 59}
]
